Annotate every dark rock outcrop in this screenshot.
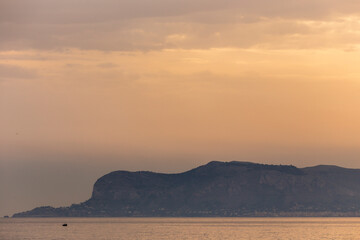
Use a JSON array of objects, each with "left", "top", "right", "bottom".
[{"left": 13, "top": 161, "right": 360, "bottom": 217}]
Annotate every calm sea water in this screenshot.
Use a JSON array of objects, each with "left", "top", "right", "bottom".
[{"left": 2, "top": 217, "right": 360, "bottom": 240}]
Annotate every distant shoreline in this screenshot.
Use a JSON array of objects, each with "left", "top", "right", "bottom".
[
  {"left": 7, "top": 215, "right": 360, "bottom": 218},
  {"left": 13, "top": 161, "right": 360, "bottom": 218}
]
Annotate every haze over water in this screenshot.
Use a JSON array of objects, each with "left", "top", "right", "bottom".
[{"left": 2, "top": 218, "right": 360, "bottom": 240}]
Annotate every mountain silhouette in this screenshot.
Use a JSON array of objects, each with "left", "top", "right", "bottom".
[{"left": 13, "top": 161, "right": 360, "bottom": 217}]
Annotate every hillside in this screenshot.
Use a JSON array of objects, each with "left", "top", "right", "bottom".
[{"left": 13, "top": 161, "right": 360, "bottom": 217}]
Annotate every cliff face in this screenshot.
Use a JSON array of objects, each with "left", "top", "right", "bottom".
[{"left": 13, "top": 161, "right": 360, "bottom": 217}]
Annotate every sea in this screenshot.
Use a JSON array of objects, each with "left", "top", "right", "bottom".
[{"left": 1, "top": 217, "right": 360, "bottom": 240}]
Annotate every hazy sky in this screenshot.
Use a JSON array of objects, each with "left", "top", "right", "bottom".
[{"left": 1, "top": 0, "right": 360, "bottom": 216}]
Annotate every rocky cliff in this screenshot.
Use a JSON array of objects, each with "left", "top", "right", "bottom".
[{"left": 13, "top": 161, "right": 360, "bottom": 217}]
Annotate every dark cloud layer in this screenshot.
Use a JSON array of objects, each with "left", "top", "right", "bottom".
[
  {"left": 1, "top": 0, "right": 360, "bottom": 51},
  {"left": 2, "top": 0, "right": 360, "bottom": 24},
  {"left": 0, "top": 64, "right": 37, "bottom": 79}
]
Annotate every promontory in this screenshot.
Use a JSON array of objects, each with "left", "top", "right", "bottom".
[{"left": 13, "top": 161, "right": 360, "bottom": 217}]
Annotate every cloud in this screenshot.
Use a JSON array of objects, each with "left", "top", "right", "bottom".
[
  {"left": 0, "top": 64, "right": 37, "bottom": 79},
  {"left": 1, "top": 0, "right": 360, "bottom": 51},
  {"left": 1, "top": 0, "right": 360, "bottom": 24},
  {"left": 97, "top": 62, "right": 118, "bottom": 68}
]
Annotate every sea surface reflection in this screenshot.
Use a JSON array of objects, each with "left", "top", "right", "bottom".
[{"left": 2, "top": 217, "right": 360, "bottom": 240}]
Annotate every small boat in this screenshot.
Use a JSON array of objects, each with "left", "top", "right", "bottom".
[{"left": 62, "top": 223, "right": 68, "bottom": 227}]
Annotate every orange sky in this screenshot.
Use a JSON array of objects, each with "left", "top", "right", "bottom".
[{"left": 1, "top": 0, "right": 360, "bottom": 216}]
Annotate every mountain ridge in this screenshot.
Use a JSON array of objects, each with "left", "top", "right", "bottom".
[{"left": 13, "top": 161, "right": 360, "bottom": 217}]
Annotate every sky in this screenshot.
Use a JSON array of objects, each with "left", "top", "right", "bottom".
[{"left": 1, "top": 0, "right": 360, "bottom": 216}]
